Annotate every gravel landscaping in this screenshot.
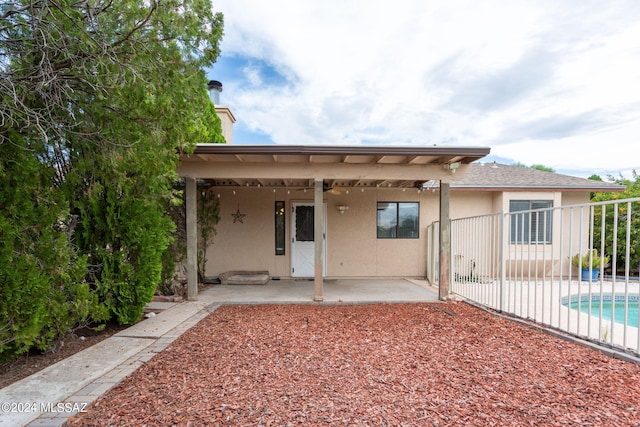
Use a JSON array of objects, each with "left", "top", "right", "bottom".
[{"left": 68, "top": 302, "right": 640, "bottom": 426}]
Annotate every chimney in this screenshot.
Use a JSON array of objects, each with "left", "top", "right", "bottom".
[
  {"left": 207, "top": 80, "right": 223, "bottom": 104},
  {"left": 207, "top": 80, "right": 236, "bottom": 144}
]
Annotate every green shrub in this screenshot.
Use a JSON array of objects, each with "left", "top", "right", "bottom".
[
  {"left": 570, "top": 249, "right": 610, "bottom": 270},
  {"left": 0, "top": 142, "right": 107, "bottom": 362},
  {"left": 74, "top": 177, "right": 175, "bottom": 324}
]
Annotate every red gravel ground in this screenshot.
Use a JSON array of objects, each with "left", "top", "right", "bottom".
[{"left": 68, "top": 302, "right": 640, "bottom": 426}]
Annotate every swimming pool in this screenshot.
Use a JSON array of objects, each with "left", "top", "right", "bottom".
[{"left": 565, "top": 295, "right": 639, "bottom": 326}]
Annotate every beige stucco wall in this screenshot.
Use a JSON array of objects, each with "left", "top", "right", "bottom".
[
  {"left": 449, "top": 190, "right": 498, "bottom": 219},
  {"left": 204, "top": 187, "right": 280, "bottom": 275},
  {"left": 215, "top": 106, "right": 236, "bottom": 144},
  {"left": 561, "top": 192, "right": 590, "bottom": 207},
  {"left": 200, "top": 186, "right": 595, "bottom": 280},
  {"left": 503, "top": 191, "right": 592, "bottom": 275},
  {"left": 448, "top": 190, "right": 592, "bottom": 278},
  {"left": 429, "top": 190, "right": 595, "bottom": 279},
  {"left": 203, "top": 186, "right": 440, "bottom": 279}
]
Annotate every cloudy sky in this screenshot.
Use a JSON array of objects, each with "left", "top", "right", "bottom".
[{"left": 207, "top": 0, "right": 640, "bottom": 178}]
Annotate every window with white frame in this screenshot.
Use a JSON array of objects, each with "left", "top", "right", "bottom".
[
  {"left": 509, "top": 200, "right": 553, "bottom": 244},
  {"left": 377, "top": 202, "right": 419, "bottom": 238}
]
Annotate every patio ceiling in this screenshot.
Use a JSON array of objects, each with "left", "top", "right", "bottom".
[{"left": 178, "top": 144, "right": 491, "bottom": 189}]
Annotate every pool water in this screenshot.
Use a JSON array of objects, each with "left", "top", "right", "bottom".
[{"left": 570, "top": 300, "right": 639, "bottom": 326}]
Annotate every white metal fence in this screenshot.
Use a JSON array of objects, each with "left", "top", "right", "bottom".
[{"left": 427, "top": 197, "right": 640, "bottom": 356}]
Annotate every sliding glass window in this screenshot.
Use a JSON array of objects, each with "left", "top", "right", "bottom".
[{"left": 377, "top": 202, "right": 419, "bottom": 238}]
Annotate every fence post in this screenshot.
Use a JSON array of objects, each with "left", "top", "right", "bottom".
[{"left": 499, "top": 211, "right": 506, "bottom": 312}]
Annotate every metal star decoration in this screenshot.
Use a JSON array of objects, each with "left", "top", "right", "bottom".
[{"left": 231, "top": 205, "right": 246, "bottom": 223}]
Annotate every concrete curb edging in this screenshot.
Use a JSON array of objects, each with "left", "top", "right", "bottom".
[{"left": 0, "top": 301, "right": 221, "bottom": 427}]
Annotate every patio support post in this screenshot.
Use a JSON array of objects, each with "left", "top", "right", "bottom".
[
  {"left": 313, "top": 179, "right": 324, "bottom": 301},
  {"left": 439, "top": 181, "right": 451, "bottom": 300},
  {"left": 185, "top": 176, "right": 198, "bottom": 300}
]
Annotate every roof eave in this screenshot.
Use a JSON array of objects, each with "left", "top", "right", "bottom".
[{"left": 192, "top": 144, "right": 491, "bottom": 161}]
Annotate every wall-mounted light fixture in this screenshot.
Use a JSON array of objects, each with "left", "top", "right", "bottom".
[
  {"left": 444, "top": 161, "right": 461, "bottom": 173},
  {"left": 337, "top": 205, "right": 349, "bottom": 214}
]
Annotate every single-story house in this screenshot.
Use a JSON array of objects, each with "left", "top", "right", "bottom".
[{"left": 176, "top": 87, "right": 624, "bottom": 300}]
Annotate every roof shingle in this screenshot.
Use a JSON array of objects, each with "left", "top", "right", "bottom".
[{"left": 451, "top": 163, "right": 624, "bottom": 191}]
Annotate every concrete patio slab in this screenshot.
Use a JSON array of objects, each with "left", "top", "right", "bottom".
[{"left": 199, "top": 278, "right": 440, "bottom": 304}]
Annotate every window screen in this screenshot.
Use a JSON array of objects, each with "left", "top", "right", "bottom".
[{"left": 509, "top": 200, "right": 552, "bottom": 244}]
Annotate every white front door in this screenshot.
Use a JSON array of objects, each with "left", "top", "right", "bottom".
[{"left": 291, "top": 202, "right": 326, "bottom": 277}]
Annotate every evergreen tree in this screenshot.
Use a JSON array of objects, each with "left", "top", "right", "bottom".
[
  {"left": 0, "top": 137, "right": 107, "bottom": 360},
  {"left": 0, "top": 0, "right": 224, "bottom": 357}
]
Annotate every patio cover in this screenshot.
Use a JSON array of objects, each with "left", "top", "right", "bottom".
[{"left": 177, "top": 144, "right": 491, "bottom": 301}]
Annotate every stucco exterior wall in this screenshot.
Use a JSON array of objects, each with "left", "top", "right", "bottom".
[
  {"left": 436, "top": 190, "right": 596, "bottom": 280},
  {"left": 494, "top": 191, "right": 591, "bottom": 277},
  {"left": 561, "top": 192, "right": 590, "bottom": 206},
  {"left": 203, "top": 187, "right": 438, "bottom": 279},
  {"left": 205, "top": 187, "right": 276, "bottom": 274},
  {"left": 200, "top": 186, "right": 597, "bottom": 281},
  {"left": 449, "top": 190, "right": 498, "bottom": 219},
  {"left": 214, "top": 106, "right": 236, "bottom": 144}
]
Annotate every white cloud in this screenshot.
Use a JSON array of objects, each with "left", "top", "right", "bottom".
[{"left": 211, "top": 0, "right": 640, "bottom": 177}]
